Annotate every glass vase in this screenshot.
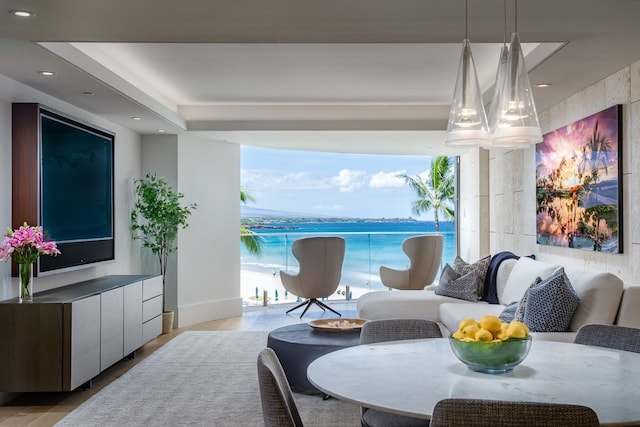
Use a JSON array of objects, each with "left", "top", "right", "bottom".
[{"left": 18, "top": 262, "right": 34, "bottom": 303}]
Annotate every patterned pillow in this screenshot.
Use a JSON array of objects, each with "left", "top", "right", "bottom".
[
  {"left": 435, "top": 264, "right": 479, "bottom": 302},
  {"left": 498, "top": 301, "right": 519, "bottom": 323},
  {"left": 521, "top": 268, "right": 580, "bottom": 332},
  {"left": 453, "top": 255, "right": 491, "bottom": 301},
  {"left": 514, "top": 276, "right": 542, "bottom": 322}
]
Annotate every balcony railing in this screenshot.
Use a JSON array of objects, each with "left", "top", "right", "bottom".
[{"left": 241, "top": 231, "right": 456, "bottom": 306}]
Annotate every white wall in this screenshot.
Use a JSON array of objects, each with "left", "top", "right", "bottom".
[
  {"left": 458, "top": 149, "right": 490, "bottom": 262},
  {"left": 141, "top": 134, "right": 242, "bottom": 328},
  {"left": 176, "top": 135, "right": 242, "bottom": 326},
  {"left": 0, "top": 74, "right": 142, "bottom": 300},
  {"left": 487, "top": 60, "right": 640, "bottom": 284}
]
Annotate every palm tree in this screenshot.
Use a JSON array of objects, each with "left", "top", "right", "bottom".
[
  {"left": 398, "top": 156, "right": 455, "bottom": 232},
  {"left": 240, "top": 187, "right": 265, "bottom": 255}
]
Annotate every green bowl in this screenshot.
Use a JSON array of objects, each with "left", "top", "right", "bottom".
[{"left": 448, "top": 335, "right": 532, "bottom": 374}]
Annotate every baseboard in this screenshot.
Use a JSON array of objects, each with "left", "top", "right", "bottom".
[{"left": 176, "top": 297, "right": 242, "bottom": 328}]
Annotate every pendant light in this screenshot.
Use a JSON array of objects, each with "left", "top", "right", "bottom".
[
  {"left": 485, "top": 0, "right": 509, "bottom": 148},
  {"left": 491, "top": 0, "right": 542, "bottom": 147},
  {"left": 445, "top": 0, "right": 490, "bottom": 147}
]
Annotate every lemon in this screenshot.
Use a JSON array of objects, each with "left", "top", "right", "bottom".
[
  {"left": 461, "top": 323, "right": 480, "bottom": 340},
  {"left": 457, "top": 318, "right": 479, "bottom": 332},
  {"left": 452, "top": 331, "right": 465, "bottom": 340},
  {"left": 475, "top": 328, "right": 494, "bottom": 342},
  {"left": 479, "top": 315, "right": 503, "bottom": 333},
  {"left": 507, "top": 321, "right": 528, "bottom": 338},
  {"left": 496, "top": 323, "right": 510, "bottom": 340}
]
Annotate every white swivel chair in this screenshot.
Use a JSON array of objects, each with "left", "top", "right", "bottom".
[
  {"left": 379, "top": 234, "right": 444, "bottom": 290},
  {"left": 280, "top": 236, "right": 345, "bottom": 318}
]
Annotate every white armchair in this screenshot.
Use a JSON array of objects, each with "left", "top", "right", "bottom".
[{"left": 379, "top": 234, "right": 444, "bottom": 290}]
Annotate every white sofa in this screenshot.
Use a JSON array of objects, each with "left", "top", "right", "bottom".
[{"left": 357, "top": 253, "right": 635, "bottom": 342}]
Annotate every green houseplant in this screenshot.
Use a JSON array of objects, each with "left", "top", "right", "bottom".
[{"left": 131, "top": 173, "right": 197, "bottom": 331}]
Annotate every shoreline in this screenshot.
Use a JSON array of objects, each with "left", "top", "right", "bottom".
[{"left": 241, "top": 268, "right": 373, "bottom": 307}]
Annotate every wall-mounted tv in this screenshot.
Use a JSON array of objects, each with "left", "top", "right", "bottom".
[{"left": 12, "top": 104, "right": 115, "bottom": 275}]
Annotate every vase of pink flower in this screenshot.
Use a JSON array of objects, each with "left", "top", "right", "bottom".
[{"left": 0, "top": 223, "right": 60, "bottom": 302}]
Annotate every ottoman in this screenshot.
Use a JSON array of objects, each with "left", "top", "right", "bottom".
[{"left": 267, "top": 323, "right": 361, "bottom": 394}]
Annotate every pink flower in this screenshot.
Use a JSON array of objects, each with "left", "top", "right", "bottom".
[{"left": 1, "top": 223, "right": 60, "bottom": 264}]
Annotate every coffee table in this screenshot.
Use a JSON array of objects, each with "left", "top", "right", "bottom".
[{"left": 267, "top": 323, "right": 361, "bottom": 394}]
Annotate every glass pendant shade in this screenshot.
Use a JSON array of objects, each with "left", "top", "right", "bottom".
[
  {"left": 445, "top": 39, "right": 490, "bottom": 147},
  {"left": 485, "top": 45, "right": 509, "bottom": 147},
  {"left": 491, "top": 32, "right": 542, "bottom": 147}
]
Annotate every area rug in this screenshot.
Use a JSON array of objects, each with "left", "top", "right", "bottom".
[{"left": 54, "top": 331, "right": 361, "bottom": 426}]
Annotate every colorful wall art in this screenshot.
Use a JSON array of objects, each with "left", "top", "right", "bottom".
[{"left": 536, "top": 105, "right": 622, "bottom": 253}]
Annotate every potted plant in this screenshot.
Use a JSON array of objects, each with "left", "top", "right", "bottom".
[{"left": 131, "top": 173, "right": 197, "bottom": 333}]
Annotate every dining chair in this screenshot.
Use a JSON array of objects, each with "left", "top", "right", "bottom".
[
  {"left": 429, "top": 398, "right": 600, "bottom": 427},
  {"left": 279, "top": 236, "right": 345, "bottom": 318},
  {"left": 574, "top": 324, "right": 640, "bottom": 353},
  {"left": 360, "top": 319, "right": 442, "bottom": 427},
  {"left": 257, "top": 347, "right": 304, "bottom": 427},
  {"left": 360, "top": 318, "right": 442, "bottom": 345},
  {"left": 379, "top": 235, "right": 444, "bottom": 290}
]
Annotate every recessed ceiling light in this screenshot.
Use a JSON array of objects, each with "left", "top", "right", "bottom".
[
  {"left": 535, "top": 83, "right": 551, "bottom": 88},
  {"left": 10, "top": 10, "right": 35, "bottom": 17},
  {"left": 157, "top": 129, "right": 166, "bottom": 133},
  {"left": 131, "top": 117, "right": 142, "bottom": 121},
  {"left": 38, "top": 71, "right": 55, "bottom": 76}
]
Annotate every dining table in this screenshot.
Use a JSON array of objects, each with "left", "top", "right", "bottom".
[{"left": 307, "top": 338, "right": 640, "bottom": 426}]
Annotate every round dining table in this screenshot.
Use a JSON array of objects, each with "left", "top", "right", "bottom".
[{"left": 307, "top": 338, "right": 640, "bottom": 426}]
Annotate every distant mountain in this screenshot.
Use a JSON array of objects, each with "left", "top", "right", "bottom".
[{"left": 240, "top": 206, "right": 328, "bottom": 219}]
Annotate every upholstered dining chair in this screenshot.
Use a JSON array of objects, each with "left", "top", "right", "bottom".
[
  {"left": 359, "top": 319, "right": 442, "bottom": 427},
  {"left": 574, "top": 324, "right": 640, "bottom": 353},
  {"left": 379, "top": 234, "right": 444, "bottom": 290},
  {"left": 429, "top": 398, "right": 600, "bottom": 427},
  {"left": 257, "top": 347, "right": 304, "bottom": 427},
  {"left": 280, "top": 236, "right": 345, "bottom": 318}
]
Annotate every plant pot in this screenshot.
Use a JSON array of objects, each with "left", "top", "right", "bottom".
[{"left": 162, "top": 311, "right": 175, "bottom": 334}]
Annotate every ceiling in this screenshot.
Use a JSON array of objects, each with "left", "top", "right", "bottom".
[{"left": 1, "top": 0, "right": 640, "bottom": 154}]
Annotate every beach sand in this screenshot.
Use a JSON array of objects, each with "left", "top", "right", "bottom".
[{"left": 241, "top": 268, "right": 373, "bottom": 307}]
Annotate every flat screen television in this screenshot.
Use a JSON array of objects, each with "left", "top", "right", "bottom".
[{"left": 38, "top": 109, "right": 115, "bottom": 273}]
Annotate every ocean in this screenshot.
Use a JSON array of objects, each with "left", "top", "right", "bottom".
[{"left": 241, "top": 220, "right": 456, "bottom": 295}]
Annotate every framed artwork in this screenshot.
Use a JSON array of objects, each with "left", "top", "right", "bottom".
[{"left": 536, "top": 105, "right": 622, "bottom": 253}]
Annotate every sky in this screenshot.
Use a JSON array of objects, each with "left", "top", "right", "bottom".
[{"left": 241, "top": 146, "right": 439, "bottom": 219}]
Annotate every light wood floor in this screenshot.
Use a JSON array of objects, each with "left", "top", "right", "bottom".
[{"left": 0, "top": 300, "right": 357, "bottom": 427}]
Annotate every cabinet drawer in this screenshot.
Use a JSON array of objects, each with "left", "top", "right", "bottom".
[
  {"left": 142, "top": 315, "right": 162, "bottom": 343},
  {"left": 142, "top": 295, "right": 163, "bottom": 322},
  {"left": 142, "top": 276, "right": 163, "bottom": 300}
]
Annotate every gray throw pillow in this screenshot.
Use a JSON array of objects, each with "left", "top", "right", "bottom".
[
  {"left": 514, "top": 276, "right": 543, "bottom": 322},
  {"left": 522, "top": 268, "right": 580, "bottom": 332},
  {"left": 453, "top": 255, "right": 491, "bottom": 301},
  {"left": 498, "top": 301, "right": 519, "bottom": 323},
  {"left": 435, "top": 264, "right": 479, "bottom": 302}
]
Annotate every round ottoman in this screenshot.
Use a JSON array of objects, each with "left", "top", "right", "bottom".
[{"left": 267, "top": 323, "right": 361, "bottom": 394}]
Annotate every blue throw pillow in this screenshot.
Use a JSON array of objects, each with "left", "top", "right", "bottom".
[
  {"left": 498, "top": 301, "right": 519, "bottom": 323},
  {"left": 522, "top": 268, "right": 580, "bottom": 332},
  {"left": 435, "top": 264, "right": 478, "bottom": 302}
]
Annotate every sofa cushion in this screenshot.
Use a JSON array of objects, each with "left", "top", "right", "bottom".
[
  {"left": 521, "top": 268, "right": 580, "bottom": 332},
  {"left": 616, "top": 286, "right": 640, "bottom": 328},
  {"left": 564, "top": 268, "right": 624, "bottom": 331},
  {"left": 499, "top": 257, "right": 560, "bottom": 305},
  {"left": 435, "top": 264, "right": 478, "bottom": 302},
  {"left": 356, "top": 289, "right": 480, "bottom": 322},
  {"left": 482, "top": 251, "right": 521, "bottom": 303},
  {"left": 453, "top": 255, "right": 491, "bottom": 300}
]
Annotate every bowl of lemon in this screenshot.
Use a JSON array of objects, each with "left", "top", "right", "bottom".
[{"left": 449, "top": 315, "right": 532, "bottom": 374}]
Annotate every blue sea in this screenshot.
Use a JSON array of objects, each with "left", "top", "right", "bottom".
[{"left": 241, "top": 220, "right": 456, "bottom": 293}]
